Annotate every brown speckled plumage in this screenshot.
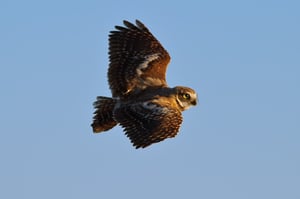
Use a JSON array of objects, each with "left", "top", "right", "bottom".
[{"left": 92, "top": 20, "right": 197, "bottom": 149}]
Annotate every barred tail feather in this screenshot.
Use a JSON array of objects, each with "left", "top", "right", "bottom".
[{"left": 91, "top": 96, "right": 117, "bottom": 132}]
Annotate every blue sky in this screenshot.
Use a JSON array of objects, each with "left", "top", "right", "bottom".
[{"left": 1, "top": 0, "right": 299, "bottom": 198}]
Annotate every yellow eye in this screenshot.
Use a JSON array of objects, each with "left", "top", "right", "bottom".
[{"left": 182, "top": 93, "right": 190, "bottom": 100}]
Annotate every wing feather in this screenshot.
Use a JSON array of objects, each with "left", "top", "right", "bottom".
[
  {"left": 108, "top": 20, "right": 170, "bottom": 98},
  {"left": 113, "top": 101, "right": 182, "bottom": 148}
]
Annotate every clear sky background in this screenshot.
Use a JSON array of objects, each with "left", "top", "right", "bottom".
[{"left": 1, "top": 0, "right": 299, "bottom": 198}]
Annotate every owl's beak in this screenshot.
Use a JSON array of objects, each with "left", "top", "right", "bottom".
[{"left": 191, "top": 100, "right": 197, "bottom": 106}]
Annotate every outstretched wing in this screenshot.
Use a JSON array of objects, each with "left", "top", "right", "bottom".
[
  {"left": 108, "top": 20, "right": 170, "bottom": 98},
  {"left": 113, "top": 101, "right": 183, "bottom": 148}
]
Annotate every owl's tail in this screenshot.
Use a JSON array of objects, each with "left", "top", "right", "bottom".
[{"left": 91, "top": 96, "right": 118, "bottom": 133}]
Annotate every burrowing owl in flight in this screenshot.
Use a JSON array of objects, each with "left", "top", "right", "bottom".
[{"left": 91, "top": 20, "right": 197, "bottom": 148}]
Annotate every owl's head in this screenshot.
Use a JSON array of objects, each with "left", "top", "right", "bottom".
[{"left": 174, "top": 86, "right": 197, "bottom": 111}]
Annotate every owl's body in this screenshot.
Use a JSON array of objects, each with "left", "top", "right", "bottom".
[{"left": 92, "top": 20, "right": 197, "bottom": 148}]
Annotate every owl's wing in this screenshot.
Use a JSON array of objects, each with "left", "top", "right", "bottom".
[
  {"left": 114, "top": 101, "right": 183, "bottom": 148},
  {"left": 108, "top": 20, "right": 171, "bottom": 98}
]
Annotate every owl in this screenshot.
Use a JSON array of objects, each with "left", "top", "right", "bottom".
[{"left": 91, "top": 20, "right": 197, "bottom": 148}]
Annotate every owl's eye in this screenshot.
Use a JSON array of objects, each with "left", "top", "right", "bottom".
[{"left": 182, "top": 93, "right": 191, "bottom": 100}]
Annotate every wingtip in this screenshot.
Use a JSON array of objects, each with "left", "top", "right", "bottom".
[{"left": 119, "top": 19, "right": 147, "bottom": 30}]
